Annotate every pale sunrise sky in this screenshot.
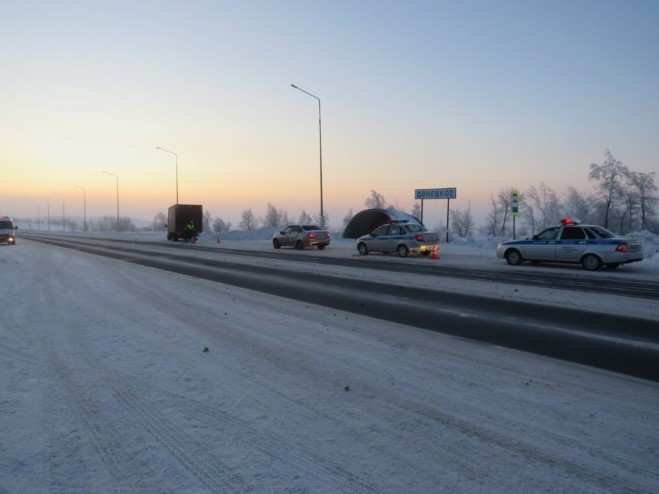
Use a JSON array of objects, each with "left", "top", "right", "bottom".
[{"left": 2, "top": 0, "right": 659, "bottom": 227}]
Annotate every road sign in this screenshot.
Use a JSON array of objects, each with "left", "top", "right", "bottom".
[
  {"left": 511, "top": 190, "right": 520, "bottom": 217},
  {"left": 415, "top": 188, "right": 457, "bottom": 200}
]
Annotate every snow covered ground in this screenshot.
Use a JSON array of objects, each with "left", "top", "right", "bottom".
[{"left": 1, "top": 241, "right": 659, "bottom": 493}]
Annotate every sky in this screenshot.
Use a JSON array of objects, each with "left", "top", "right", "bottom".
[{"left": 2, "top": 0, "right": 659, "bottom": 228}]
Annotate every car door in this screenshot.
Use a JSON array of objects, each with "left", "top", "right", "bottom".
[
  {"left": 369, "top": 225, "right": 391, "bottom": 251},
  {"left": 525, "top": 227, "right": 560, "bottom": 260},
  {"left": 386, "top": 225, "right": 406, "bottom": 251},
  {"left": 556, "top": 226, "right": 588, "bottom": 262}
]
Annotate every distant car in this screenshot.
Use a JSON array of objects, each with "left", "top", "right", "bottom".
[
  {"left": 356, "top": 222, "right": 439, "bottom": 257},
  {"left": 273, "top": 224, "right": 330, "bottom": 250},
  {"left": 0, "top": 217, "right": 18, "bottom": 245},
  {"left": 496, "top": 219, "right": 644, "bottom": 270}
]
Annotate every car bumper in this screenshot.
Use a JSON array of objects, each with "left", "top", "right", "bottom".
[
  {"left": 600, "top": 251, "right": 644, "bottom": 264},
  {"left": 0, "top": 235, "right": 14, "bottom": 243},
  {"left": 305, "top": 240, "right": 330, "bottom": 247}
]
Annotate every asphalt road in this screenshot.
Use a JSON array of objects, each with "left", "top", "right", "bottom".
[
  {"left": 23, "top": 234, "right": 659, "bottom": 381},
  {"left": 24, "top": 232, "right": 659, "bottom": 299}
]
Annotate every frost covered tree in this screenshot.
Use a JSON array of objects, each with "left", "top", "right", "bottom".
[
  {"left": 212, "top": 217, "right": 232, "bottom": 233},
  {"left": 239, "top": 209, "right": 258, "bottom": 231},
  {"left": 152, "top": 211, "right": 167, "bottom": 231},
  {"left": 313, "top": 212, "right": 329, "bottom": 228},
  {"left": 628, "top": 171, "right": 657, "bottom": 230},
  {"left": 410, "top": 203, "right": 422, "bottom": 220},
  {"left": 496, "top": 188, "right": 514, "bottom": 236},
  {"left": 451, "top": 207, "right": 474, "bottom": 238},
  {"left": 564, "top": 187, "right": 592, "bottom": 223},
  {"left": 484, "top": 195, "right": 501, "bottom": 236},
  {"left": 263, "top": 203, "right": 281, "bottom": 228},
  {"left": 298, "top": 210, "right": 313, "bottom": 224},
  {"left": 364, "top": 190, "right": 387, "bottom": 209},
  {"left": 203, "top": 209, "right": 212, "bottom": 233},
  {"left": 526, "top": 183, "right": 562, "bottom": 231},
  {"left": 589, "top": 150, "right": 628, "bottom": 228}
]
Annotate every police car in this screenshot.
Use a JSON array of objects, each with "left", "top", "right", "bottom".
[
  {"left": 496, "top": 218, "right": 643, "bottom": 271},
  {"left": 356, "top": 222, "right": 439, "bottom": 257}
]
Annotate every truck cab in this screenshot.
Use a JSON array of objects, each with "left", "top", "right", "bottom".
[{"left": 0, "top": 217, "right": 18, "bottom": 245}]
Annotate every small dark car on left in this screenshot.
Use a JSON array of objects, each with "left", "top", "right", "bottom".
[{"left": 0, "top": 217, "right": 18, "bottom": 245}]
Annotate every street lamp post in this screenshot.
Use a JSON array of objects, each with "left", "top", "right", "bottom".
[
  {"left": 290, "top": 83, "right": 324, "bottom": 227},
  {"left": 74, "top": 185, "right": 87, "bottom": 231},
  {"left": 101, "top": 171, "right": 120, "bottom": 230},
  {"left": 155, "top": 146, "right": 179, "bottom": 204}
]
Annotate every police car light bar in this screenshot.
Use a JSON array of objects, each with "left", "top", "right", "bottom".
[{"left": 560, "top": 216, "right": 579, "bottom": 226}]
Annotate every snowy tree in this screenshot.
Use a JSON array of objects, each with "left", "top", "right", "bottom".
[
  {"left": 263, "top": 203, "right": 281, "bottom": 228},
  {"left": 152, "top": 211, "right": 167, "bottom": 231},
  {"left": 342, "top": 209, "right": 354, "bottom": 228},
  {"left": 628, "top": 171, "right": 657, "bottom": 231},
  {"left": 239, "top": 209, "right": 258, "bottom": 231},
  {"left": 526, "top": 183, "right": 562, "bottom": 231},
  {"left": 364, "top": 190, "right": 387, "bottom": 209},
  {"left": 298, "top": 210, "right": 313, "bottom": 224},
  {"left": 589, "top": 150, "right": 628, "bottom": 228},
  {"left": 451, "top": 207, "right": 474, "bottom": 238},
  {"left": 564, "top": 187, "right": 591, "bottom": 223},
  {"left": 212, "top": 217, "right": 232, "bottom": 233},
  {"left": 496, "top": 188, "right": 514, "bottom": 236},
  {"left": 410, "top": 203, "right": 422, "bottom": 220},
  {"left": 484, "top": 195, "right": 501, "bottom": 236},
  {"left": 203, "top": 209, "right": 212, "bottom": 233}
]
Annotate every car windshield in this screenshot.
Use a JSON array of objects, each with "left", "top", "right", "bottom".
[
  {"left": 302, "top": 225, "right": 320, "bottom": 231},
  {"left": 587, "top": 226, "right": 615, "bottom": 239},
  {"left": 0, "top": 221, "right": 13, "bottom": 229}
]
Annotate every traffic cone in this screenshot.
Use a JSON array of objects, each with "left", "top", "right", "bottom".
[{"left": 431, "top": 245, "right": 440, "bottom": 260}]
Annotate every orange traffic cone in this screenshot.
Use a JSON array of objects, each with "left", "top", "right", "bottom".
[{"left": 431, "top": 245, "right": 440, "bottom": 260}]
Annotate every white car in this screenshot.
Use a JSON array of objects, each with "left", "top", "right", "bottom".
[{"left": 496, "top": 219, "right": 643, "bottom": 270}]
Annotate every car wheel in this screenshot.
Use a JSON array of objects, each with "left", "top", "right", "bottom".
[
  {"left": 295, "top": 240, "right": 304, "bottom": 250},
  {"left": 357, "top": 243, "right": 368, "bottom": 255},
  {"left": 317, "top": 244, "right": 326, "bottom": 250},
  {"left": 397, "top": 245, "right": 409, "bottom": 258},
  {"left": 273, "top": 239, "right": 280, "bottom": 249},
  {"left": 606, "top": 263, "right": 620, "bottom": 270},
  {"left": 581, "top": 254, "right": 602, "bottom": 271},
  {"left": 505, "top": 249, "right": 523, "bottom": 265}
]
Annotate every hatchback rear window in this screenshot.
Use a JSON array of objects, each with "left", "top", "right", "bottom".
[
  {"left": 302, "top": 225, "right": 320, "bottom": 231},
  {"left": 405, "top": 224, "right": 424, "bottom": 233}
]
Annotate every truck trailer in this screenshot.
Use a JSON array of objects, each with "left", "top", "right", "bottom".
[{"left": 167, "top": 204, "right": 203, "bottom": 241}]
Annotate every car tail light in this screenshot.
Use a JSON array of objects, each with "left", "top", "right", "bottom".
[
  {"left": 615, "top": 243, "right": 629, "bottom": 253},
  {"left": 307, "top": 232, "right": 316, "bottom": 239},
  {"left": 415, "top": 234, "right": 425, "bottom": 242}
]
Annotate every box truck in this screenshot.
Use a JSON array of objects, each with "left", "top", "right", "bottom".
[{"left": 167, "top": 204, "right": 203, "bottom": 241}]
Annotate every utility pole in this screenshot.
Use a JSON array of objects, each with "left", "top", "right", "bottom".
[{"left": 291, "top": 83, "right": 324, "bottom": 227}]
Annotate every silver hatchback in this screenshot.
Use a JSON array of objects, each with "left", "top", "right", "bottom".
[{"left": 496, "top": 223, "right": 643, "bottom": 270}]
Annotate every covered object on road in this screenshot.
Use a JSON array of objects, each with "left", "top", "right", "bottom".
[{"left": 343, "top": 207, "right": 422, "bottom": 238}]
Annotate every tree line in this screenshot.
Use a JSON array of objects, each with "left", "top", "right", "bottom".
[{"left": 150, "top": 150, "right": 656, "bottom": 237}]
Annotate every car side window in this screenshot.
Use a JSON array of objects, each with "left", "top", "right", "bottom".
[
  {"left": 584, "top": 228, "right": 597, "bottom": 240},
  {"left": 535, "top": 227, "right": 559, "bottom": 241},
  {"left": 390, "top": 226, "right": 403, "bottom": 236},
  {"left": 372, "top": 225, "right": 390, "bottom": 236},
  {"left": 560, "top": 227, "right": 586, "bottom": 240}
]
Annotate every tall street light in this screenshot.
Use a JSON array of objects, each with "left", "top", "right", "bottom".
[
  {"left": 155, "top": 146, "right": 179, "bottom": 204},
  {"left": 291, "top": 83, "right": 324, "bottom": 227},
  {"left": 100, "top": 171, "right": 120, "bottom": 230},
  {"left": 74, "top": 185, "right": 87, "bottom": 232}
]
